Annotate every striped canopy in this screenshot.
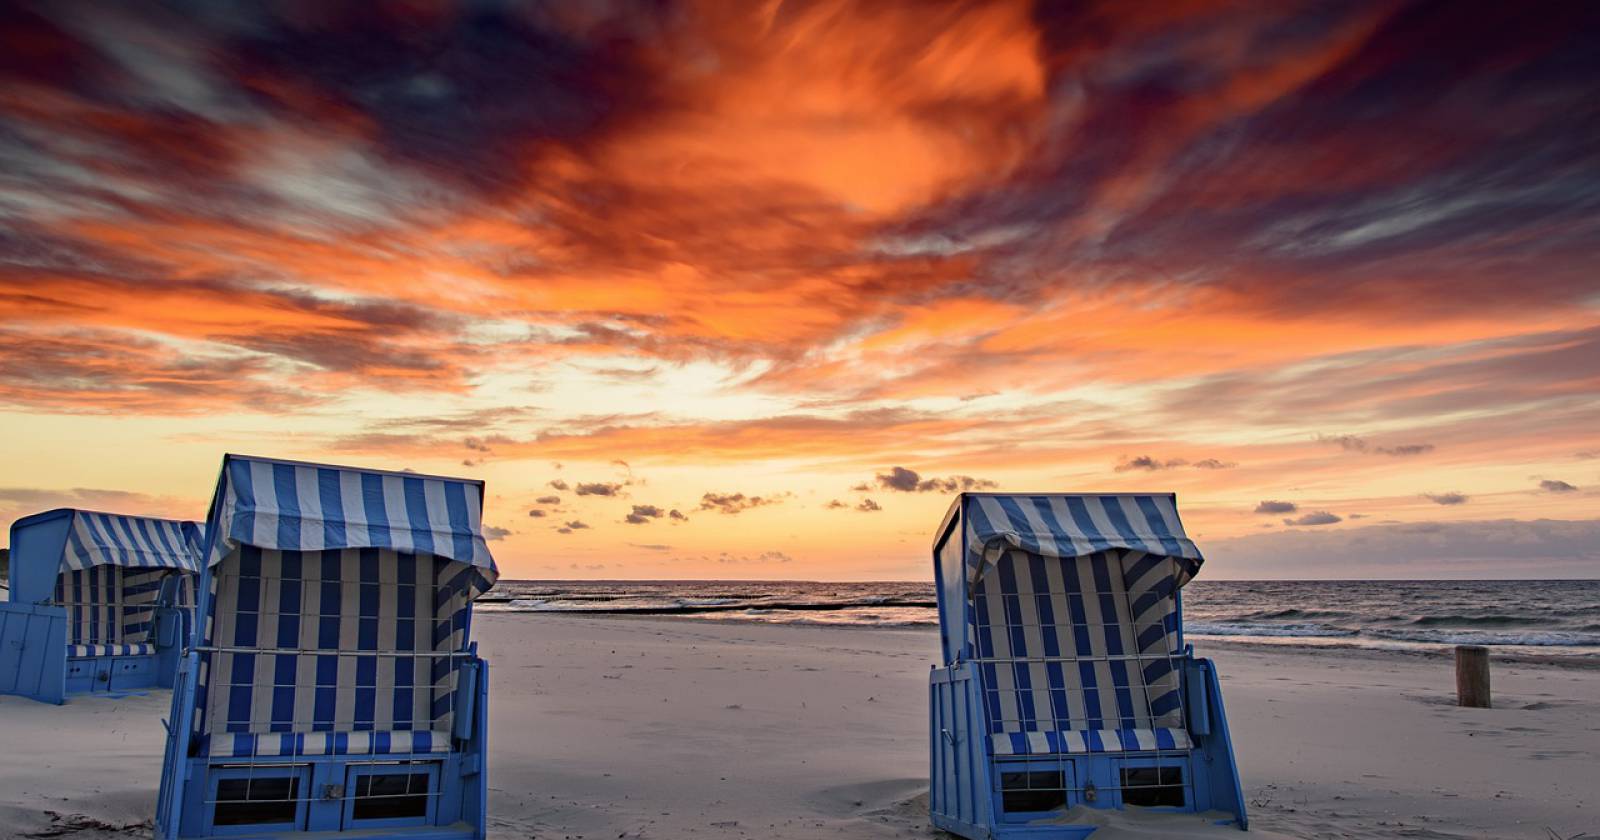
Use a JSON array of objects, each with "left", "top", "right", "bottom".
[
  {"left": 61, "top": 510, "right": 202, "bottom": 573},
  {"left": 960, "top": 493, "right": 1203, "bottom": 587},
  {"left": 205, "top": 454, "right": 498, "bottom": 594}
]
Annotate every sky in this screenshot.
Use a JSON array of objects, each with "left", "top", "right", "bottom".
[{"left": 1, "top": 0, "right": 1597, "bottom": 580}]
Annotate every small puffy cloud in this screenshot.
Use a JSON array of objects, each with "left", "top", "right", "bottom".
[
  {"left": 536, "top": 495, "right": 561, "bottom": 505},
  {"left": 463, "top": 437, "right": 491, "bottom": 452},
  {"left": 1318, "top": 434, "right": 1434, "bottom": 457},
  {"left": 668, "top": 509, "right": 688, "bottom": 521},
  {"left": 824, "top": 499, "right": 849, "bottom": 509},
  {"left": 849, "top": 482, "right": 871, "bottom": 492},
  {"left": 1320, "top": 434, "right": 1368, "bottom": 452},
  {"left": 1540, "top": 479, "right": 1578, "bottom": 493},
  {"left": 1116, "top": 455, "right": 1182, "bottom": 472},
  {"left": 556, "top": 520, "right": 589, "bottom": 534},
  {"left": 624, "top": 504, "right": 665, "bottom": 524},
  {"left": 1115, "top": 456, "right": 1235, "bottom": 472},
  {"left": 1254, "top": 500, "right": 1298, "bottom": 514},
  {"left": 1379, "top": 444, "right": 1435, "bottom": 456},
  {"left": 699, "top": 491, "right": 783, "bottom": 514},
  {"left": 575, "top": 481, "right": 623, "bottom": 496},
  {"left": 1284, "top": 511, "right": 1342, "bottom": 526},
  {"left": 548, "top": 479, "right": 569, "bottom": 490},
  {"left": 1424, "top": 492, "right": 1469, "bottom": 505},
  {"left": 527, "top": 509, "right": 547, "bottom": 518},
  {"left": 483, "top": 525, "right": 511, "bottom": 541},
  {"left": 857, "top": 498, "right": 882, "bottom": 512},
  {"left": 715, "top": 550, "right": 793, "bottom": 565},
  {"left": 874, "top": 466, "right": 996, "bottom": 493}
]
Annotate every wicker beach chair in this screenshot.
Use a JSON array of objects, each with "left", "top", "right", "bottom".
[
  {"left": 155, "top": 454, "right": 499, "bottom": 839},
  {"left": 928, "top": 493, "right": 1246, "bottom": 838},
  {"left": 0, "top": 509, "right": 201, "bottom": 703}
]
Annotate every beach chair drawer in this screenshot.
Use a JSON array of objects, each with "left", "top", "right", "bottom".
[
  {"left": 64, "top": 658, "right": 95, "bottom": 693},
  {"left": 65, "top": 657, "right": 114, "bottom": 693},
  {"left": 340, "top": 761, "right": 440, "bottom": 830},
  {"left": 205, "top": 764, "right": 311, "bottom": 835},
  {"left": 108, "top": 655, "right": 155, "bottom": 690}
]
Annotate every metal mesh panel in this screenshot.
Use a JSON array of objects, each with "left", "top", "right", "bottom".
[
  {"left": 970, "top": 549, "right": 1195, "bottom": 808},
  {"left": 196, "top": 547, "right": 465, "bottom": 739}
]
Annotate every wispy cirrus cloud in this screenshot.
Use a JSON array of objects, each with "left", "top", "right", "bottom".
[{"left": 1, "top": 1, "right": 1597, "bottom": 577}]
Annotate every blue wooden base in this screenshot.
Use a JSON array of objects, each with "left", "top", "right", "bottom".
[
  {"left": 929, "top": 657, "right": 1247, "bottom": 839},
  {"left": 157, "top": 653, "right": 491, "bottom": 840},
  {"left": 1, "top": 602, "right": 187, "bottom": 704}
]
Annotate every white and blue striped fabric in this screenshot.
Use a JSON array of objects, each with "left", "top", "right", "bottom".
[
  {"left": 69, "top": 643, "right": 156, "bottom": 658},
  {"left": 206, "top": 455, "right": 497, "bottom": 599},
  {"left": 960, "top": 495, "right": 1201, "bottom": 757},
  {"left": 62, "top": 510, "right": 201, "bottom": 572},
  {"left": 191, "top": 456, "right": 497, "bottom": 759},
  {"left": 48, "top": 511, "right": 199, "bottom": 656},
  {"left": 56, "top": 565, "right": 181, "bottom": 653},
  {"left": 962, "top": 494, "right": 1201, "bottom": 586},
  {"left": 973, "top": 549, "right": 1190, "bottom": 756}
]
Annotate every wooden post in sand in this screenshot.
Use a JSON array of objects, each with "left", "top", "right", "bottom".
[{"left": 1455, "top": 644, "right": 1490, "bottom": 708}]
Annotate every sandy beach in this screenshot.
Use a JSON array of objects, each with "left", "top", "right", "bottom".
[{"left": 1, "top": 613, "right": 1594, "bottom": 839}]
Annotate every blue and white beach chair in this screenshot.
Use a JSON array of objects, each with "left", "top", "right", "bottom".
[
  {"left": 0, "top": 509, "right": 200, "bottom": 703},
  {"left": 928, "top": 494, "right": 1246, "bottom": 837},
  {"left": 155, "top": 455, "right": 499, "bottom": 839}
]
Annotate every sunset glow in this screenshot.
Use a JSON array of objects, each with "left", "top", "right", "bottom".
[{"left": 2, "top": 0, "right": 1597, "bottom": 579}]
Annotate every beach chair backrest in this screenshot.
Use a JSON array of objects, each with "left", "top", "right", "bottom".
[{"left": 970, "top": 548, "right": 1183, "bottom": 735}]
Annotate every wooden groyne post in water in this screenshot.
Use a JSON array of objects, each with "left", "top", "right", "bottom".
[{"left": 1456, "top": 644, "right": 1491, "bottom": 708}]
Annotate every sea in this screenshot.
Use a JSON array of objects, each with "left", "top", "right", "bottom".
[{"left": 478, "top": 579, "right": 1600, "bottom": 663}]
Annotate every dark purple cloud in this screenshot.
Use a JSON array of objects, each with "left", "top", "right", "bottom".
[
  {"left": 1284, "top": 511, "right": 1342, "bottom": 527},
  {"left": 699, "top": 492, "right": 783, "bottom": 514},
  {"left": 575, "top": 482, "right": 622, "bottom": 497},
  {"left": 874, "top": 466, "right": 996, "bottom": 493},
  {"left": 624, "top": 504, "right": 665, "bottom": 524}
]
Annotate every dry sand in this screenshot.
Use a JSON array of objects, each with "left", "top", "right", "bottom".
[{"left": 0, "top": 613, "right": 1595, "bottom": 839}]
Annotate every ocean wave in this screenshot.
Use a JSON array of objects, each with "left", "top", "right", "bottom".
[
  {"left": 1366, "top": 628, "right": 1600, "bottom": 647},
  {"left": 724, "top": 608, "right": 938, "bottom": 628},
  {"left": 1406, "top": 614, "right": 1535, "bottom": 627},
  {"left": 1236, "top": 608, "right": 1353, "bottom": 621},
  {"left": 1188, "top": 622, "right": 1359, "bottom": 639}
]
